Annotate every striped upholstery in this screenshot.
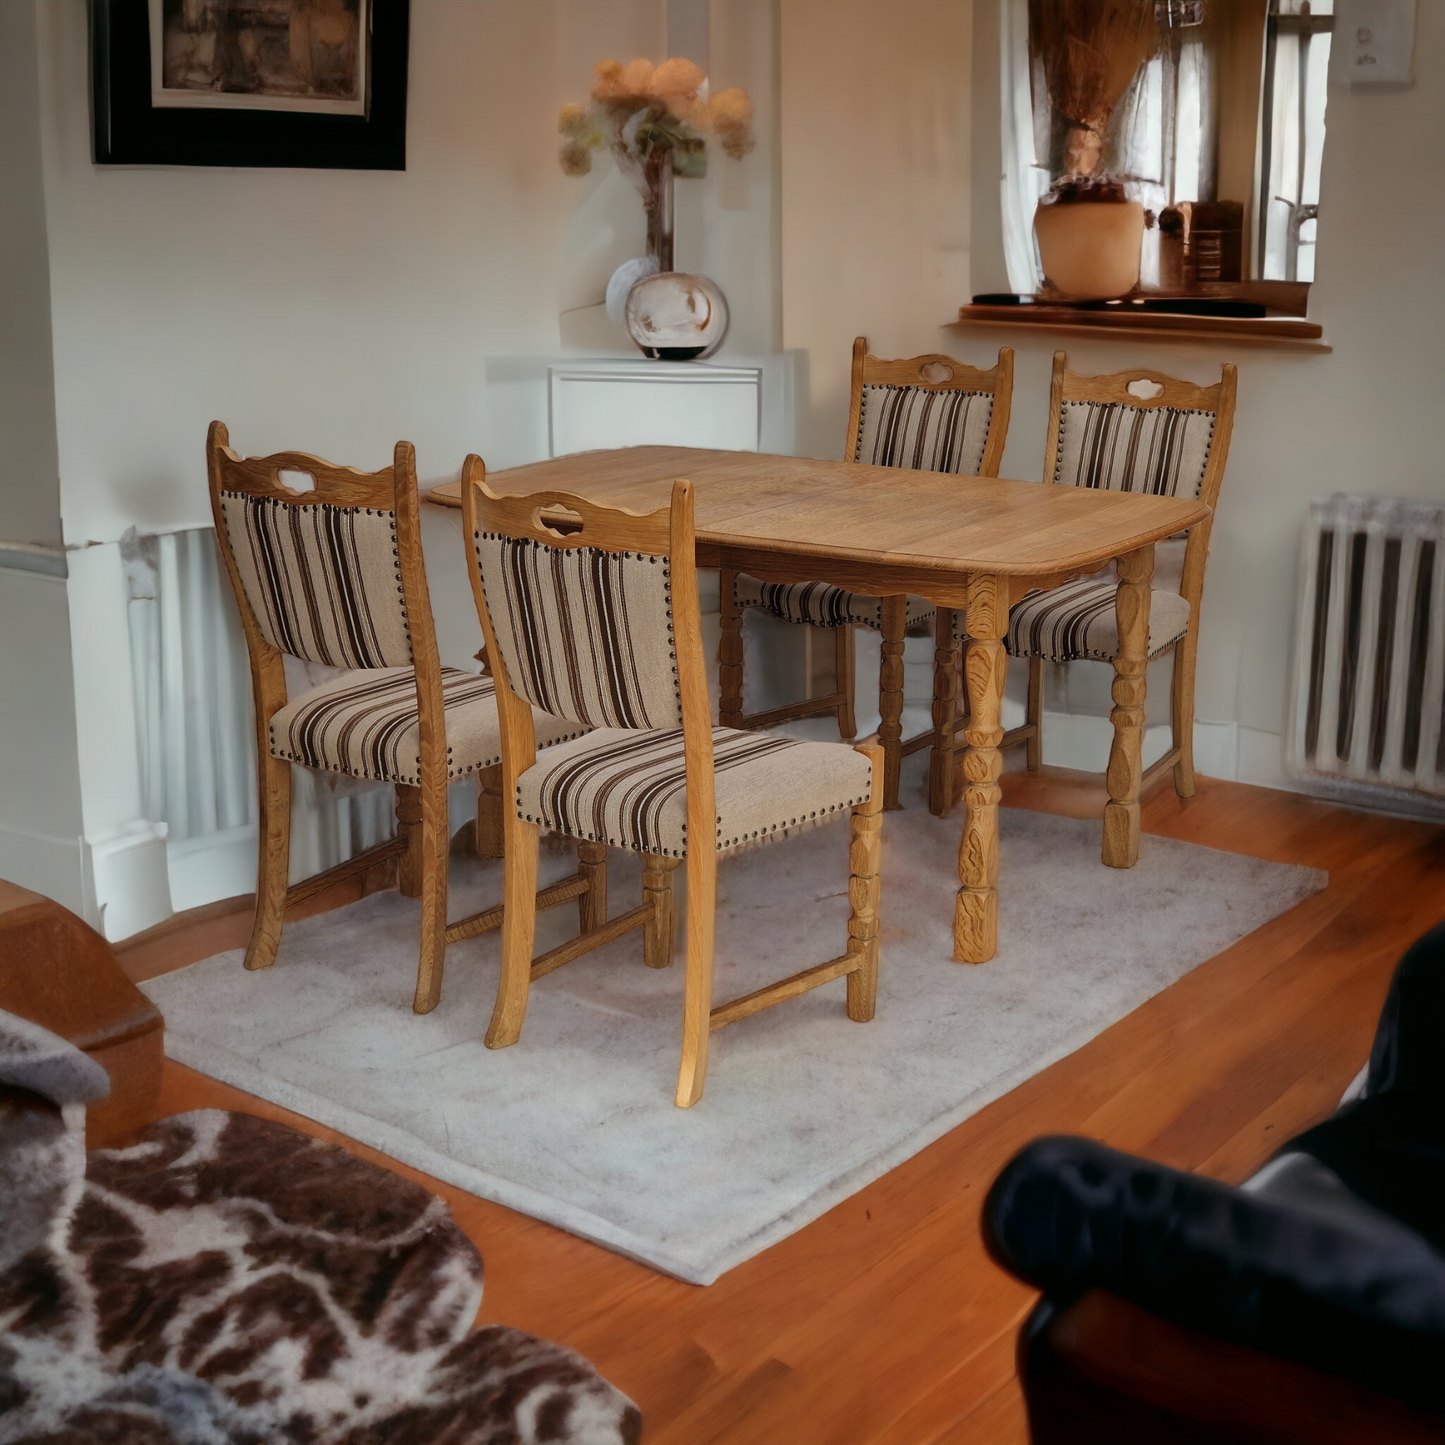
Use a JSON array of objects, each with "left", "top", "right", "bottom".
[
  {"left": 269, "top": 667, "right": 588, "bottom": 785},
  {"left": 472, "top": 533, "right": 682, "bottom": 730},
  {"left": 983, "top": 579, "right": 1192, "bottom": 663},
  {"left": 735, "top": 575, "right": 936, "bottom": 631},
  {"left": 517, "top": 727, "right": 874, "bottom": 858},
  {"left": 1054, "top": 401, "right": 1215, "bottom": 499},
  {"left": 854, "top": 385, "right": 994, "bottom": 476},
  {"left": 219, "top": 492, "right": 412, "bottom": 668}
]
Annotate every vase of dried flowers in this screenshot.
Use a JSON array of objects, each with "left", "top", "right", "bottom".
[
  {"left": 1029, "top": 0, "right": 1157, "bottom": 299},
  {"left": 559, "top": 58, "right": 754, "bottom": 354}
]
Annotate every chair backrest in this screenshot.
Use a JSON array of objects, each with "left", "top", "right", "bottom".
[
  {"left": 845, "top": 338, "right": 1014, "bottom": 479},
  {"left": 206, "top": 422, "right": 444, "bottom": 736},
  {"left": 1042, "top": 354, "right": 1238, "bottom": 604},
  {"left": 463, "top": 464, "right": 710, "bottom": 728}
]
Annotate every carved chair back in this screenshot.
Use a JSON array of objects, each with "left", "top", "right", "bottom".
[
  {"left": 461, "top": 461, "right": 713, "bottom": 815},
  {"left": 846, "top": 338, "right": 1014, "bottom": 478},
  {"left": 1042, "top": 353, "right": 1238, "bottom": 607},
  {"left": 205, "top": 422, "right": 444, "bottom": 748}
]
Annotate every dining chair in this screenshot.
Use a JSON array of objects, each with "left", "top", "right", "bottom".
[
  {"left": 931, "top": 353, "right": 1237, "bottom": 810},
  {"left": 461, "top": 458, "right": 885, "bottom": 1107},
  {"left": 719, "top": 337, "right": 1013, "bottom": 812},
  {"left": 206, "top": 422, "right": 594, "bottom": 1014}
]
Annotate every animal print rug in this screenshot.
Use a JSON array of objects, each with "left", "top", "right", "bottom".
[{"left": 0, "top": 1012, "right": 639, "bottom": 1445}]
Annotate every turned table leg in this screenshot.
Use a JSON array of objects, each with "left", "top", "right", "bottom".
[
  {"left": 1103, "top": 544, "right": 1154, "bottom": 869},
  {"left": 878, "top": 595, "right": 907, "bottom": 810},
  {"left": 954, "top": 573, "right": 1007, "bottom": 964},
  {"left": 928, "top": 607, "right": 959, "bottom": 817},
  {"left": 718, "top": 567, "right": 743, "bottom": 728}
]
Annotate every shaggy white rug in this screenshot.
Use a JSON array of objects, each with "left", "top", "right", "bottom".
[{"left": 143, "top": 758, "right": 1325, "bottom": 1285}]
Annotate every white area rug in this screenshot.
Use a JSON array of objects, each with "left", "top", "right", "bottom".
[{"left": 143, "top": 758, "right": 1325, "bottom": 1285}]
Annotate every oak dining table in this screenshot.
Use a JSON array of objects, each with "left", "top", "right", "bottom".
[{"left": 426, "top": 445, "right": 1210, "bottom": 965}]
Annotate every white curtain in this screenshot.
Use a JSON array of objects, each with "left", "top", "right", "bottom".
[
  {"left": 122, "top": 526, "right": 398, "bottom": 899},
  {"left": 999, "top": 0, "right": 1048, "bottom": 295}
]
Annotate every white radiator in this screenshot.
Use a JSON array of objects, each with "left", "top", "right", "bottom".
[{"left": 1287, "top": 495, "right": 1445, "bottom": 809}]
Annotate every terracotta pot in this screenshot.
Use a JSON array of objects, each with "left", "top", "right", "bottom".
[{"left": 1034, "top": 199, "right": 1145, "bottom": 300}]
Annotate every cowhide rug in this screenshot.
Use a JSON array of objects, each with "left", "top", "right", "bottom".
[{"left": 0, "top": 1009, "right": 639, "bottom": 1445}]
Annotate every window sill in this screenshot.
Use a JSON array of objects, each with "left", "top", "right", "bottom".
[{"left": 951, "top": 304, "right": 1330, "bottom": 353}]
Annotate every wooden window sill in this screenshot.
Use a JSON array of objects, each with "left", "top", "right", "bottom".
[{"left": 952, "top": 304, "right": 1330, "bottom": 353}]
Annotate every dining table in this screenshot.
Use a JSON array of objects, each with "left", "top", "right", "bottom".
[{"left": 426, "top": 445, "right": 1211, "bottom": 965}]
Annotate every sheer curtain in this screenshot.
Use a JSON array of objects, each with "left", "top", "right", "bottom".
[{"left": 999, "top": 0, "right": 1047, "bottom": 295}]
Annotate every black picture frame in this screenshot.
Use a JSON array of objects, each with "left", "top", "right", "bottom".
[{"left": 91, "top": 0, "right": 409, "bottom": 170}]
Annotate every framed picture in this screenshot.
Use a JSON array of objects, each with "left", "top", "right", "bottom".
[{"left": 92, "top": 0, "right": 409, "bottom": 169}]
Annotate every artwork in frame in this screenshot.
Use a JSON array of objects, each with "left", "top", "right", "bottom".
[{"left": 92, "top": 0, "right": 409, "bottom": 170}]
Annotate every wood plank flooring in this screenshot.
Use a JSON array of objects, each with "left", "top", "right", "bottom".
[{"left": 124, "top": 771, "right": 1445, "bottom": 1445}]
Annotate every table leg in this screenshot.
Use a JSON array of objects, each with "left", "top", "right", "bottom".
[
  {"left": 1103, "top": 544, "right": 1154, "bottom": 869},
  {"left": 928, "top": 607, "right": 959, "bottom": 817},
  {"left": 954, "top": 573, "right": 1007, "bottom": 964},
  {"left": 878, "top": 596, "right": 906, "bottom": 810},
  {"left": 718, "top": 567, "right": 743, "bottom": 727}
]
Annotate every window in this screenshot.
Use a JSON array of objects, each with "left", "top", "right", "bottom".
[{"left": 1260, "top": 0, "right": 1333, "bottom": 281}]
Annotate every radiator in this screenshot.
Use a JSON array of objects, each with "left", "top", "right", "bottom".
[{"left": 1287, "top": 495, "right": 1445, "bottom": 807}]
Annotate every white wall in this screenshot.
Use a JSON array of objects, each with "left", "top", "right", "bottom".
[
  {"left": 970, "top": 0, "right": 1445, "bottom": 791},
  {"left": 17, "top": 0, "right": 781, "bottom": 933},
  {"left": 0, "top": 0, "right": 87, "bottom": 912}
]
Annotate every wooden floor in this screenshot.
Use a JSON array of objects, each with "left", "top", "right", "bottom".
[{"left": 120, "top": 769, "right": 1445, "bottom": 1445}]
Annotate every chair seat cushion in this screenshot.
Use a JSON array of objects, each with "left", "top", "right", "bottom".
[
  {"left": 736, "top": 573, "right": 935, "bottom": 631},
  {"left": 270, "top": 667, "right": 586, "bottom": 786},
  {"left": 953, "top": 579, "right": 1191, "bottom": 662},
  {"left": 517, "top": 726, "right": 873, "bottom": 858}
]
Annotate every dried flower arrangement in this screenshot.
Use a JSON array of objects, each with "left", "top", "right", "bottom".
[
  {"left": 558, "top": 58, "right": 755, "bottom": 269},
  {"left": 1029, "top": 0, "right": 1158, "bottom": 199}
]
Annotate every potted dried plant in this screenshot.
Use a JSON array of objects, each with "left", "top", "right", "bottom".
[{"left": 1030, "top": 0, "right": 1158, "bottom": 299}]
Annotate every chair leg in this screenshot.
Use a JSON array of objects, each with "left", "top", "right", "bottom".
[
  {"left": 486, "top": 814, "right": 540, "bottom": 1049},
  {"left": 878, "top": 597, "right": 907, "bottom": 810},
  {"left": 412, "top": 769, "right": 450, "bottom": 1015},
  {"left": 245, "top": 752, "right": 291, "bottom": 971},
  {"left": 1172, "top": 628, "right": 1198, "bottom": 798},
  {"left": 396, "top": 784, "right": 423, "bottom": 897},
  {"left": 928, "top": 608, "right": 959, "bottom": 816},
  {"left": 835, "top": 624, "right": 857, "bottom": 739},
  {"left": 719, "top": 567, "right": 744, "bottom": 727},
  {"left": 675, "top": 846, "right": 719, "bottom": 1108},
  {"left": 643, "top": 854, "right": 681, "bottom": 968},
  {"left": 1026, "top": 655, "right": 1045, "bottom": 772},
  {"left": 475, "top": 763, "right": 505, "bottom": 859},
  {"left": 578, "top": 839, "right": 608, "bottom": 932},
  {"left": 846, "top": 744, "right": 884, "bottom": 1022}
]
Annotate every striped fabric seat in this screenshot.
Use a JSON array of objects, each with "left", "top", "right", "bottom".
[
  {"left": 517, "top": 726, "right": 874, "bottom": 858},
  {"left": 967, "top": 578, "right": 1191, "bottom": 663},
  {"left": 1055, "top": 401, "right": 1215, "bottom": 499},
  {"left": 471, "top": 532, "right": 682, "bottom": 729},
  {"left": 219, "top": 492, "right": 414, "bottom": 668},
  {"left": 269, "top": 667, "right": 587, "bottom": 786},
  {"left": 856, "top": 385, "right": 994, "bottom": 475},
  {"left": 734, "top": 575, "right": 936, "bottom": 631}
]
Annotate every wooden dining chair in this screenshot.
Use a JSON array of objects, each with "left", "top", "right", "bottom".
[
  {"left": 206, "top": 423, "right": 595, "bottom": 1014},
  {"left": 720, "top": 338, "right": 1013, "bottom": 812},
  {"left": 931, "top": 353, "right": 1236, "bottom": 810},
  {"left": 461, "top": 458, "right": 885, "bottom": 1107}
]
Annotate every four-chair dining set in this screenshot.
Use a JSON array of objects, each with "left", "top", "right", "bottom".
[{"left": 207, "top": 341, "right": 1236, "bottom": 1106}]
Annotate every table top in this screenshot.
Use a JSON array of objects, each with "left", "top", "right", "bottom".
[{"left": 425, "top": 446, "right": 1209, "bottom": 578}]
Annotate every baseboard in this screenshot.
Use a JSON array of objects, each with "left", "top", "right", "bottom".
[
  {"left": 0, "top": 824, "right": 87, "bottom": 918},
  {"left": 87, "top": 822, "right": 173, "bottom": 941}
]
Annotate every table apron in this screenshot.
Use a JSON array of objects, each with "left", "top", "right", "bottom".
[{"left": 702, "top": 544, "right": 1116, "bottom": 613}]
